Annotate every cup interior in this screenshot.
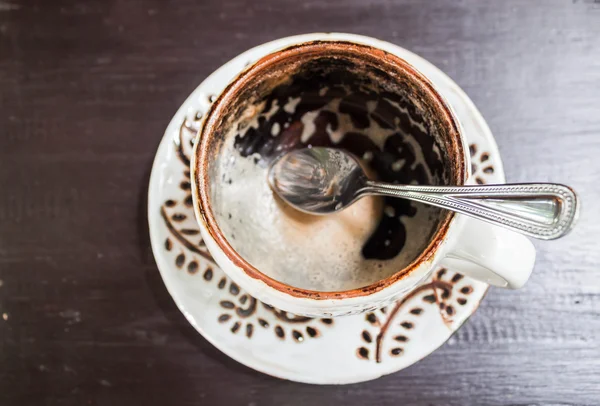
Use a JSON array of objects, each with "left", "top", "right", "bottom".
[{"left": 195, "top": 41, "right": 465, "bottom": 296}]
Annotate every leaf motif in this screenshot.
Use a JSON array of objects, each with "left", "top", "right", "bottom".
[
  {"left": 172, "top": 213, "right": 186, "bottom": 222},
  {"left": 220, "top": 300, "right": 235, "bottom": 309},
  {"left": 175, "top": 253, "right": 185, "bottom": 268},
  {"left": 357, "top": 347, "right": 370, "bottom": 360}
]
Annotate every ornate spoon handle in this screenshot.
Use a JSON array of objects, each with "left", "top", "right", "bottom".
[{"left": 360, "top": 182, "right": 579, "bottom": 240}]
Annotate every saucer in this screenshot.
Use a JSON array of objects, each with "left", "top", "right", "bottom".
[{"left": 148, "top": 33, "right": 505, "bottom": 384}]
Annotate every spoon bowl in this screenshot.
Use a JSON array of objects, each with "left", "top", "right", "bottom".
[{"left": 268, "top": 147, "right": 367, "bottom": 214}]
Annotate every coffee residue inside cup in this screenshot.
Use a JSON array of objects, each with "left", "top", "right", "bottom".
[
  {"left": 207, "top": 59, "right": 449, "bottom": 291},
  {"left": 232, "top": 72, "right": 443, "bottom": 261}
]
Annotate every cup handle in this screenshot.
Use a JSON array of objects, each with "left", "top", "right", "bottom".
[{"left": 440, "top": 216, "right": 536, "bottom": 288}]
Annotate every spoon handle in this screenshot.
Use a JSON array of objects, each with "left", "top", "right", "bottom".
[{"left": 362, "top": 182, "right": 579, "bottom": 240}]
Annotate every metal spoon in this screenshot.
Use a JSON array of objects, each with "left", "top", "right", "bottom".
[{"left": 268, "top": 147, "right": 579, "bottom": 240}]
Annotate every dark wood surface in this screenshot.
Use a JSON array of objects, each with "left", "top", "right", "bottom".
[{"left": 1, "top": 0, "right": 599, "bottom": 405}]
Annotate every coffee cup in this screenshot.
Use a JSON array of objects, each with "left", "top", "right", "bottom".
[{"left": 191, "top": 40, "right": 535, "bottom": 317}]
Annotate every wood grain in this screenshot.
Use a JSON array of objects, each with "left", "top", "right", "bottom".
[{"left": 1, "top": 0, "right": 599, "bottom": 405}]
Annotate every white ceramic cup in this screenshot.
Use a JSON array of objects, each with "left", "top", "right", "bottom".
[{"left": 191, "top": 40, "right": 535, "bottom": 318}]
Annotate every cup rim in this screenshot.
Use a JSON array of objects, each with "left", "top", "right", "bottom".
[{"left": 192, "top": 40, "right": 466, "bottom": 300}]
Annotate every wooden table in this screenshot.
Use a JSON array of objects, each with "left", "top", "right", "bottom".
[{"left": 1, "top": 1, "right": 599, "bottom": 404}]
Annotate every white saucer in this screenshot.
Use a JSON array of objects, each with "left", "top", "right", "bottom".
[{"left": 148, "top": 33, "right": 505, "bottom": 385}]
